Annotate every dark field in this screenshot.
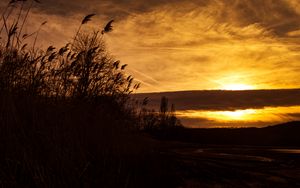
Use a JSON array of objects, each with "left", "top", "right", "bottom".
[
  {"left": 159, "top": 142, "right": 300, "bottom": 188},
  {"left": 150, "top": 122, "right": 300, "bottom": 187}
]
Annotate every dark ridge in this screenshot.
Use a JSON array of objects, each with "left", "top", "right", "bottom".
[
  {"left": 264, "top": 120, "right": 300, "bottom": 129},
  {"left": 151, "top": 121, "right": 300, "bottom": 147}
]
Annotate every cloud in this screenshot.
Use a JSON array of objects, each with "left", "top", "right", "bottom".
[
  {"left": 178, "top": 116, "right": 275, "bottom": 128},
  {"left": 133, "top": 89, "right": 300, "bottom": 128},
  {"left": 1, "top": 0, "right": 300, "bottom": 92},
  {"left": 134, "top": 89, "right": 300, "bottom": 111}
]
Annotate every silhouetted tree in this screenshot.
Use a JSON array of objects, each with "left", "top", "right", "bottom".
[
  {"left": 137, "top": 96, "right": 182, "bottom": 131},
  {"left": 169, "top": 103, "right": 177, "bottom": 127},
  {"left": 160, "top": 96, "right": 168, "bottom": 115}
]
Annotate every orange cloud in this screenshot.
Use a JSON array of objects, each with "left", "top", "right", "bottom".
[{"left": 1, "top": 0, "right": 300, "bottom": 92}]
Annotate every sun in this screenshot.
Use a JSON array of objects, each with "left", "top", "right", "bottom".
[
  {"left": 221, "top": 84, "right": 255, "bottom": 91},
  {"left": 217, "top": 109, "right": 257, "bottom": 120},
  {"left": 203, "top": 109, "right": 257, "bottom": 121}
]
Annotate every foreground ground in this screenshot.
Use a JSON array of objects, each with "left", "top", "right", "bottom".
[{"left": 157, "top": 141, "right": 300, "bottom": 188}]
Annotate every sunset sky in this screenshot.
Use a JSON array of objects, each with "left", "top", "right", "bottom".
[
  {"left": 1, "top": 0, "right": 300, "bottom": 127},
  {"left": 2, "top": 0, "right": 300, "bottom": 92}
]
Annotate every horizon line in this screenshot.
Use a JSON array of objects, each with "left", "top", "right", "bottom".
[{"left": 135, "top": 88, "right": 300, "bottom": 94}]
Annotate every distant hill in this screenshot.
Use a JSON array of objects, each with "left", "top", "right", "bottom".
[
  {"left": 264, "top": 121, "right": 300, "bottom": 130},
  {"left": 153, "top": 121, "right": 300, "bottom": 147}
]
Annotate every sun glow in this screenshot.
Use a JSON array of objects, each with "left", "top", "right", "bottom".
[
  {"left": 176, "top": 106, "right": 300, "bottom": 128},
  {"left": 221, "top": 84, "right": 255, "bottom": 91},
  {"left": 206, "top": 109, "right": 257, "bottom": 121}
]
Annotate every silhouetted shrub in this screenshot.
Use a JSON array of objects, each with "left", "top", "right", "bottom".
[
  {"left": 0, "top": 1, "right": 180, "bottom": 187},
  {"left": 0, "top": 0, "right": 139, "bottom": 104},
  {"left": 137, "top": 96, "right": 182, "bottom": 131}
]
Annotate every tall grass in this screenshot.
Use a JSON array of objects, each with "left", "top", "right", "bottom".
[
  {"left": 0, "top": 6, "right": 136, "bottom": 101},
  {"left": 0, "top": 1, "right": 180, "bottom": 187},
  {"left": 136, "top": 96, "right": 183, "bottom": 131},
  {"left": 0, "top": 92, "right": 179, "bottom": 187}
]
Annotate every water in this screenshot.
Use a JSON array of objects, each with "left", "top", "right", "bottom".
[
  {"left": 271, "top": 149, "right": 300, "bottom": 154},
  {"left": 193, "top": 147, "right": 300, "bottom": 164}
]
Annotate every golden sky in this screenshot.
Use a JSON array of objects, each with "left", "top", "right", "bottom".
[
  {"left": 2, "top": 0, "right": 300, "bottom": 127},
  {"left": 2, "top": 0, "right": 300, "bottom": 93},
  {"left": 134, "top": 89, "right": 300, "bottom": 127}
]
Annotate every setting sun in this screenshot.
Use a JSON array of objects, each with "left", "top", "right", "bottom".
[
  {"left": 208, "top": 109, "right": 257, "bottom": 121},
  {"left": 175, "top": 106, "right": 300, "bottom": 128},
  {"left": 221, "top": 84, "right": 255, "bottom": 91}
]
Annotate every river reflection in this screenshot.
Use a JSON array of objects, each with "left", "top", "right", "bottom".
[
  {"left": 176, "top": 106, "right": 300, "bottom": 128},
  {"left": 271, "top": 149, "right": 300, "bottom": 154}
]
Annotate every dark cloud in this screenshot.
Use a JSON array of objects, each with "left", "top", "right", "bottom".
[
  {"left": 286, "top": 113, "right": 300, "bottom": 119},
  {"left": 26, "top": 0, "right": 202, "bottom": 18},
  {"left": 214, "top": 0, "right": 300, "bottom": 36},
  {"left": 134, "top": 89, "right": 300, "bottom": 111},
  {"left": 2, "top": 0, "right": 300, "bottom": 36}
]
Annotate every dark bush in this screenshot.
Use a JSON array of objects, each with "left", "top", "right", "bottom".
[{"left": 0, "top": 1, "right": 179, "bottom": 187}]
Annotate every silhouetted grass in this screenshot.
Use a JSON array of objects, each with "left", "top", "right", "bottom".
[
  {"left": 0, "top": 92, "right": 180, "bottom": 187},
  {"left": 0, "top": 1, "right": 179, "bottom": 187}
]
